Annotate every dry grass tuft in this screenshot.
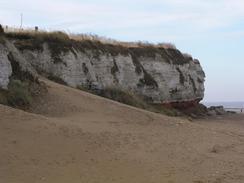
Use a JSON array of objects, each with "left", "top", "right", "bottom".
[{"left": 3, "top": 26, "right": 177, "bottom": 50}]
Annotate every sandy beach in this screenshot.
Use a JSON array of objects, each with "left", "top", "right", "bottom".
[{"left": 1, "top": 79, "right": 244, "bottom": 183}]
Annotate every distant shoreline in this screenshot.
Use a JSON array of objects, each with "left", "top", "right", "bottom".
[
  {"left": 202, "top": 101, "right": 244, "bottom": 113},
  {"left": 202, "top": 101, "right": 244, "bottom": 108}
]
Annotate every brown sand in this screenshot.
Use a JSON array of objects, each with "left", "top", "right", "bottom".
[{"left": 0, "top": 79, "right": 244, "bottom": 183}]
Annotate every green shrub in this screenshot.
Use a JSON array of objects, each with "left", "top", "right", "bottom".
[
  {"left": 77, "top": 86, "right": 182, "bottom": 116},
  {"left": 0, "top": 78, "right": 47, "bottom": 110},
  {"left": 77, "top": 85, "right": 149, "bottom": 109},
  {"left": 150, "top": 104, "right": 181, "bottom": 116},
  {"left": 0, "top": 36, "right": 5, "bottom": 44},
  {"left": 99, "top": 87, "right": 149, "bottom": 109},
  {"left": 7, "top": 79, "right": 32, "bottom": 107},
  {"left": 0, "top": 79, "right": 32, "bottom": 107},
  {"left": 0, "top": 89, "right": 8, "bottom": 105}
]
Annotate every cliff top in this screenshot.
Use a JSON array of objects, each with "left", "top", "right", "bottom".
[{"left": 3, "top": 29, "right": 194, "bottom": 65}]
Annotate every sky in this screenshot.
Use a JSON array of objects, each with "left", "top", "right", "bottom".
[{"left": 0, "top": 0, "right": 243, "bottom": 102}]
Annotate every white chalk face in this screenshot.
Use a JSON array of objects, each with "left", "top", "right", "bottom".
[
  {"left": 13, "top": 41, "right": 204, "bottom": 103},
  {"left": 0, "top": 45, "right": 12, "bottom": 89}
]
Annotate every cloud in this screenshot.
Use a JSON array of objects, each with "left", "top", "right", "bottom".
[{"left": 0, "top": 0, "right": 244, "bottom": 41}]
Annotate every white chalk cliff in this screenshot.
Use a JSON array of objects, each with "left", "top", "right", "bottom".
[{"left": 0, "top": 36, "right": 205, "bottom": 104}]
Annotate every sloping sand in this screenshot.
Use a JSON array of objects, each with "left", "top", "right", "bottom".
[{"left": 0, "top": 79, "right": 244, "bottom": 183}]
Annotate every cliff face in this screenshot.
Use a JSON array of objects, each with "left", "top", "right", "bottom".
[
  {"left": 0, "top": 36, "right": 205, "bottom": 104},
  {"left": 0, "top": 40, "right": 38, "bottom": 89},
  {"left": 0, "top": 43, "right": 12, "bottom": 89}
]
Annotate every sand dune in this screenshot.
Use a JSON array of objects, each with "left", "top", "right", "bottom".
[{"left": 0, "top": 79, "right": 244, "bottom": 183}]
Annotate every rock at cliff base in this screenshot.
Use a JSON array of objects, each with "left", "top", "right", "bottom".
[{"left": 207, "top": 106, "right": 226, "bottom": 116}]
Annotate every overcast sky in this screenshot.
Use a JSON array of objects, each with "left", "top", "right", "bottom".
[{"left": 0, "top": 0, "right": 243, "bottom": 102}]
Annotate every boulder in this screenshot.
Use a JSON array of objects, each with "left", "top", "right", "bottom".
[{"left": 208, "top": 106, "right": 226, "bottom": 115}]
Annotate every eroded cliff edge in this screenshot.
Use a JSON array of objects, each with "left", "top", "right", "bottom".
[{"left": 0, "top": 32, "right": 205, "bottom": 105}]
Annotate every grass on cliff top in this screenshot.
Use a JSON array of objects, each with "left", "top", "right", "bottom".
[
  {"left": 4, "top": 28, "right": 176, "bottom": 49},
  {"left": 4, "top": 29, "right": 193, "bottom": 64},
  {"left": 4, "top": 30, "right": 172, "bottom": 54}
]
